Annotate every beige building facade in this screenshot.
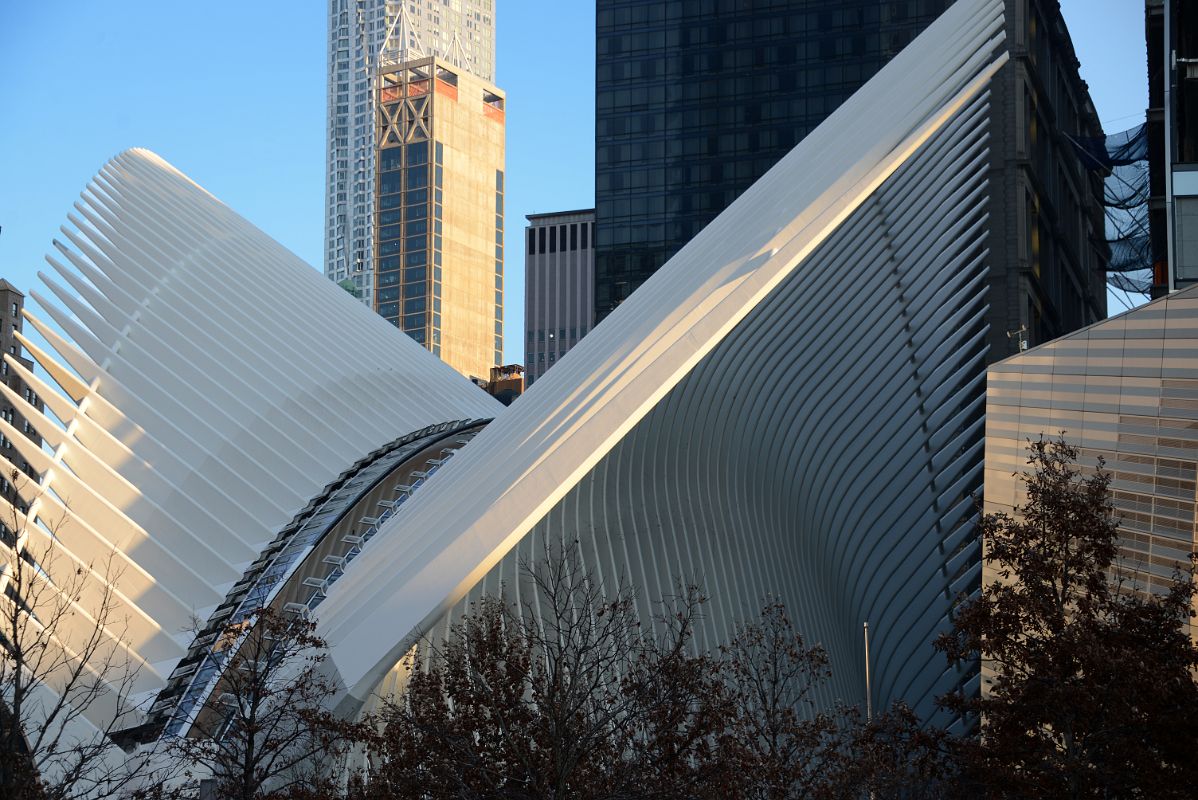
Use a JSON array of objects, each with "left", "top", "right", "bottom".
[
  {"left": 375, "top": 57, "right": 505, "bottom": 379},
  {"left": 985, "top": 285, "right": 1198, "bottom": 597},
  {"left": 325, "top": 0, "right": 496, "bottom": 304}
]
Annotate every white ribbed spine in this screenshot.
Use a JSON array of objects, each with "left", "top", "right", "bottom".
[
  {"left": 316, "top": 0, "right": 1008, "bottom": 716},
  {"left": 8, "top": 149, "right": 500, "bottom": 734}
]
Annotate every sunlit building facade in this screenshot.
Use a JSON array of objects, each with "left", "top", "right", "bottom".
[
  {"left": 375, "top": 57, "right": 505, "bottom": 378},
  {"left": 325, "top": 0, "right": 496, "bottom": 307},
  {"left": 986, "top": 285, "right": 1198, "bottom": 598}
]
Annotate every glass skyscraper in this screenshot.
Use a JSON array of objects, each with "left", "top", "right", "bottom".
[{"left": 593, "top": 0, "right": 950, "bottom": 320}]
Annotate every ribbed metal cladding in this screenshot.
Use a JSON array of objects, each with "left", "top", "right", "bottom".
[
  {"left": 319, "top": 0, "right": 1008, "bottom": 719},
  {"left": 438, "top": 88, "right": 993, "bottom": 719},
  {"left": 2, "top": 149, "right": 501, "bottom": 738},
  {"left": 986, "top": 286, "right": 1198, "bottom": 599}
]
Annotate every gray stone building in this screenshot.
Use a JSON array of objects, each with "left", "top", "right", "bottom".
[{"left": 524, "top": 210, "right": 595, "bottom": 386}]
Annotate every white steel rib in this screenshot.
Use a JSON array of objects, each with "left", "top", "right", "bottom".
[
  {"left": 316, "top": 0, "right": 1008, "bottom": 718},
  {"left": 10, "top": 149, "right": 501, "bottom": 735},
  {"left": 10, "top": 0, "right": 1009, "bottom": 765}
]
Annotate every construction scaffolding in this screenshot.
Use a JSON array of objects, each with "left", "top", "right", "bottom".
[{"left": 1071, "top": 123, "right": 1154, "bottom": 295}]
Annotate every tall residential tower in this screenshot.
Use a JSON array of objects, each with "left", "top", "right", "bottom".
[{"left": 325, "top": 0, "right": 495, "bottom": 307}]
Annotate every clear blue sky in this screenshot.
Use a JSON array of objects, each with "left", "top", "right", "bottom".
[{"left": 0, "top": 1, "right": 1146, "bottom": 361}]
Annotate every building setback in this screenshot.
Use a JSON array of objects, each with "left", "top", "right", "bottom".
[
  {"left": 593, "top": 0, "right": 1107, "bottom": 357},
  {"left": 375, "top": 57, "right": 506, "bottom": 379},
  {"left": 524, "top": 210, "right": 595, "bottom": 386},
  {"left": 325, "top": 0, "right": 496, "bottom": 308}
]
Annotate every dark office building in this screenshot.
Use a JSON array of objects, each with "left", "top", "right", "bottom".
[
  {"left": 594, "top": 0, "right": 952, "bottom": 319},
  {"left": 594, "top": 0, "right": 1107, "bottom": 355},
  {"left": 1146, "top": 0, "right": 1168, "bottom": 297},
  {"left": 0, "top": 281, "right": 43, "bottom": 491},
  {"left": 985, "top": 0, "right": 1108, "bottom": 355},
  {"left": 1146, "top": 0, "right": 1198, "bottom": 295}
]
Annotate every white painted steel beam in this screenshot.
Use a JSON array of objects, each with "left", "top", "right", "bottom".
[
  {"left": 316, "top": 0, "right": 1008, "bottom": 718},
  {"left": 10, "top": 148, "right": 501, "bottom": 734}
]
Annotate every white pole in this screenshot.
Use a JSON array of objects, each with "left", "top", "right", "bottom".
[{"left": 863, "top": 621, "right": 872, "bottom": 722}]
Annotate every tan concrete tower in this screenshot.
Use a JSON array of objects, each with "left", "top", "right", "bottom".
[{"left": 374, "top": 57, "right": 505, "bottom": 379}]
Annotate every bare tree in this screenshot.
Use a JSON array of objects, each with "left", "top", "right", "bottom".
[
  {"left": 0, "top": 469, "right": 147, "bottom": 800},
  {"left": 716, "top": 600, "right": 840, "bottom": 799},
  {"left": 166, "top": 606, "right": 368, "bottom": 800},
  {"left": 364, "top": 543, "right": 731, "bottom": 800},
  {"left": 363, "top": 543, "right": 967, "bottom": 800}
]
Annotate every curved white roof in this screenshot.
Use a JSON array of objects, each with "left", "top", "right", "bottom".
[
  {"left": 9, "top": 0, "right": 1010, "bottom": 762},
  {"left": 316, "top": 0, "right": 1009, "bottom": 709},
  {"left": 8, "top": 149, "right": 500, "bottom": 734}
]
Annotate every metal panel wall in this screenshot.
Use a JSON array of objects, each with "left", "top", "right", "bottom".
[{"left": 986, "top": 287, "right": 1198, "bottom": 596}]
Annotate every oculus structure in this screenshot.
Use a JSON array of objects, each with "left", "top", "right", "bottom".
[{"left": 6, "top": 0, "right": 1007, "bottom": 782}]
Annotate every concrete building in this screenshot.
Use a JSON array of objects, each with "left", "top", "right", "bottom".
[
  {"left": 0, "top": 280, "right": 42, "bottom": 489},
  {"left": 325, "top": 0, "right": 495, "bottom": 307},
  {"left": 985, "top": 283, "right": 1198, "bottom": 598},
  {"left": 524, "top": 209, "right": 594, "bottom": 386},
  {"left": 593, "top": 0, "right": 1107, "bottom": 358},
  {"left": 374, "top": 57, "right": 505, "bottom": 378}
]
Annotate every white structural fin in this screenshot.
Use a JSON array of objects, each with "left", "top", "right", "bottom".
[
  {"left": 11, "top": 148, "right": 501, "bottom": 736},
  {"left": 317, "top": 0, "right": 1009, "bottom": 718}
]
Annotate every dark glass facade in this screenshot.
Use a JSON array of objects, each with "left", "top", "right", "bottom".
[
  {"left": 377, "top": 65, "right": 449, "bottom": 356},
  {"left": 377, "top": 138, "right": 446, "bottom": 354},
  {"left": 594, "top": 0, "right": 950, "bottom": 319}
]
